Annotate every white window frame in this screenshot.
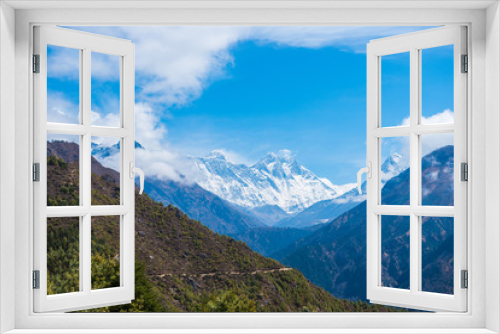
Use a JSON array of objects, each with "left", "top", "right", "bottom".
[
  {"left": 33, "top": 26, "right": 136, "bottom": 313},
  {"left": 366, "top": 26, "right": 468, "bottom": 312},
  {"left": 0, "top": 1, "right": 498, "bottom": 333}
]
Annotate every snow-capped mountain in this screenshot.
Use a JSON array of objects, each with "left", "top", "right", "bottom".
[
  {"left": 381, "top": 152, "right": 409, "bottom": 182},
  {"left": 194, "top": 149, "right": 355, "bottom": 214},
  {"left": 276, "top": 152, "right": 409, "bottom": 228},
  {"left": 91, "top": 140, "right": 144, "bottom": 160},
  {"left": 90, "top": 140, "right": 144, "bottom": 171}
]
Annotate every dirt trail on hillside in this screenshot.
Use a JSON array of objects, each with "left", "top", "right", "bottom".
[{"left": 149, "top": 267, "right": 293, "bottom": 279}]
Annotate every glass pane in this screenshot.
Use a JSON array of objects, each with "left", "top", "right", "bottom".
[
  {"left": 47, "top": 217, "right": 80, "bottom": 295},
  {"left": 91, "top": 137, "right": 121, "bottom": 205},
  {"left": 91, "top": 52, "right": 121, "bottom": 127},
  {"left": 91, "top": 216, "right": 120, "bottom": 290},
  {"left": 381, "top": 136, "right": 410, "bottom": 205},
  {"left": 421, "top": 217, "right": 454, "bottom": 294},
  {"left": 421, "top": 134, "right": 454, "bottom": 206},
  {"left": 47, "top": 45, "right": 80, "bottom": 124},
  {"left": 381, "top": 52, "right": 410, "bottom": 127},
  {"left": 421, "top": 45, "right": 454, "bottom": 124},
  {"left": 47, "top": 134, "right": 80, "bottom": 206},
  {"left": 381, "top": 215, "right": 410, "bottom": 290}
]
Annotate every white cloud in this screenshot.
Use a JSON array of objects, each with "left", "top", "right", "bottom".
[
  {"left": 91, "top": 51, "right": 121, "bottom": 81},
  {"left": 400, "top": 108, "right": 454, "bottom": 126},
  {"left": 65, "top": 25, "right": 430, "bottom": 109},
  {"left": 133, "top": 102, "right": 200, "bottom": 183},
  {"left": 47, "top": 92, "right": 79, "bottom": 124},
  {"left": 91, "top": 111, "right": 121, "bottom": 128},
  {"left": 135, "top": 148, "right": 199, "bottom": 184},
  {"left": 134, "top": 102, "right": 167, "bottom": 150},
  {"left": 246, "top": 26, "right": 432, "bottom": 51},
  {"left": 398, "top": 109, "right": 455, "bottom": 157},
  {"left": 47, "top": 45, "right": 80, "bottom": 80},
  {"left": 421, "top": 108, "right": 454, "bottom": 125},
  {"left": 46, "top": 93, "right": 195, "bottom": 182},
  {"left": 89, "top": 101, "right": 198, "bottom": 183}
]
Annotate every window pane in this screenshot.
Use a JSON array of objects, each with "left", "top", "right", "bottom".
[
  {"left": 381, "top": 215, "right": 410, "bottom": 290},
  {"left": 421, "top": 217, "right": 454, "bottom": 294},
  {"left": 91, "top": 137, "right": 121, "bottom": 205},
  {"left": 47, "top": 45, "right": 80, "bottom": 124},
  {"left": 47, "top": 217, "right": 80, "bottom": 295},
  {"left": 421, "top": 134, "right": 454, "bottom": 206},
  {"left": 421, "top": 45, "right": 454, "bottom": 125},
  {"left": 47, "top": 134, "right": 80, "bottom": 206},
  {"left": 381, "top": 136, "right": 410, "bottom": 205},
  {"left": 91, "top": 216, "right": 121, "bottom": 290},
  {"left": 91, "top": 52, "right": 121, "bottom": 127},
  {"left": 381, "top": 52, "right": 410, "bottom": 128}
]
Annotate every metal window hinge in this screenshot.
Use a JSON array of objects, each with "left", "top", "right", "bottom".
[
  {"left": 461, "top": 162, "right": 468, "bottom": 182},
  {"left": 461, "top": 270, "right": 468, "bottom": 289},
  {"left": 461, "top": 54, "right": 468, "bottom": 73},
  {"left": 33, "top": 54, "right": 40, "bottom": 73},
  {"left": 33, "top": 163, "right": 40, "bottom": 182},
  {"left": 33, "top": 270, "right": 40, "bottom": 289}
]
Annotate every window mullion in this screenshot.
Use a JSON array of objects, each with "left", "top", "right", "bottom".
[
  {"left": 409, "top": 47, "right": 420, "bottom": 295},
  {"left": 82, "top": 47, "right": 92, "bottom": 294}
]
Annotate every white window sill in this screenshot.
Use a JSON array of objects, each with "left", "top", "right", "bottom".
[{"left": 4, "top": 330, "right": 498, "bottom": 334}]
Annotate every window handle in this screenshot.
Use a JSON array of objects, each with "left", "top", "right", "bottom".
[
  {"left": 357, "top": 162, "right": 372, "bottom": 195},
  {"left": 129, "top": 161, "right": 145, "bottom": 195}
]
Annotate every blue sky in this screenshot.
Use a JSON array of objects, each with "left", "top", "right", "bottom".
[{"left": 47, "top": 26, "right": 454, "bottom": 185}]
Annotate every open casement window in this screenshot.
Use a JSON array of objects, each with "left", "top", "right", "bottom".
[
  {"left": 33, "top": 26, "right": 139, "bottom": 312},
  {"left": 365, "top": 26, "right": 467, "bottom": 312}
]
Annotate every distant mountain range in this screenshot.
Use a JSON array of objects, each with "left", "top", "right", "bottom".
[
  {"left": 90, "top": 142, "right": 358, "bottom": 224},
  {"left": 274, "top": 146, "right": 454, "bottom": 301},
  {"left": 194, "top": 150, "right": 356, "bottom": 215},
  {"left": 86, "top": 140, "right": 411, "bottom": 256}
]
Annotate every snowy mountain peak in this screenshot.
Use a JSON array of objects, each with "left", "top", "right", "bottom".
[
  {"left": 381, "top": 152, "right": 409, "bottom": 182},
  {"left": 382, "top": 152, "right": 402, "bottom": 169},
  {"left": 194, "top": 149, "right": 355, "bottom": 214},
  {"left": 204, "top": 150, "right": 231, "bottom": 162},
  {"left": 257, "top": 149, "right": 296, "bottom": 166}
]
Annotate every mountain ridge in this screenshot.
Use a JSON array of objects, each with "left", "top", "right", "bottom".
[{"left": 194, "top": 149, "right": 356, "bottom": 215}]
